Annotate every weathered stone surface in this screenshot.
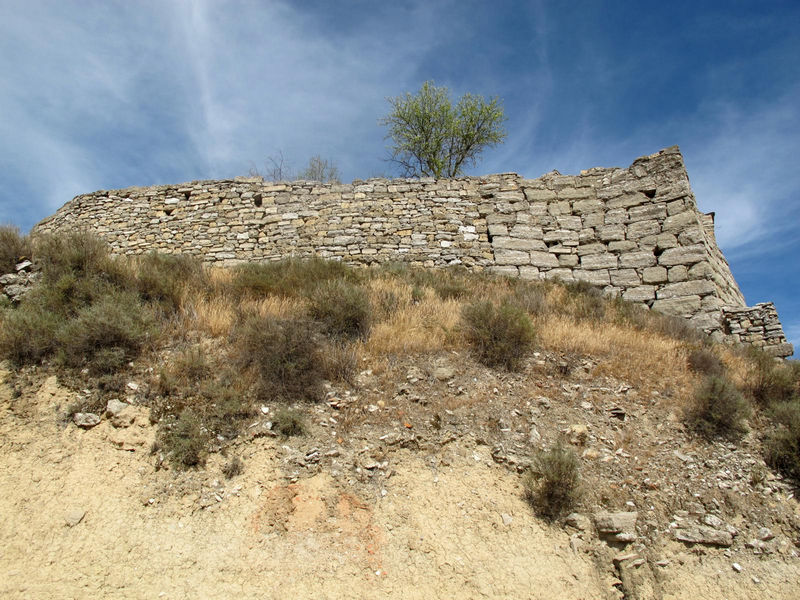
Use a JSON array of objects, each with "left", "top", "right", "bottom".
[
  {"left": 610, "top": 269, "right": 641, "bottom": 287},
  {"left": 642, "top": 266, "right": 668, "bottom": 283},
  {"left": 493, "top": 237, "right": 547, "bottom": 251},
  {"left": 652, "top": 296, "right": 702, "bottom": 316},
  {"left": 673, "top": 525, "right": 733, "bottom": 547},
  {"left": 594, "top": 511, "right": 638, "bottom": 543},
  {"left": 574, "top": 269, "right": 610, "bottom": 286},
  {"left": 580, "top": 253, "right": 617, "bottom": 270},
  {"left": 74, "top": 413, "right": 101, "bottom": 428},
  {"left": 623, "top": 286, "right": 655, "bottom": 302},
  {"left": 494, "top": 249, "right": 530, "bottom": 266},
  {"left": 627, "top": 220, "right": 661, "bottom": 239},
  {"left": 529, "top": 251, "right": 559, "bottom": 268},
  {"left": 619, "top": 251, "right": 657, "bottom": 269},
  {"left": 658, "top": 245, "right": 706, "bottom": 266},
  {"left": 657, "top": 280, "right": 716, "bottom": 299}
]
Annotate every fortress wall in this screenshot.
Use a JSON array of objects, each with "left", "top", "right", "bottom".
[{"left": 33, "top": 147, "right": 792, "bottom": 357}]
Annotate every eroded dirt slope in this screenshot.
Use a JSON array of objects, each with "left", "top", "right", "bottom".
[{"left": 1, "top": 364, "right": 799, "bottom": 600}]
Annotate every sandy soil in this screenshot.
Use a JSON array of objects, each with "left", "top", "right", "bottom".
[{"left": 1, "top": 368, "right": 798, "bottom": 599}]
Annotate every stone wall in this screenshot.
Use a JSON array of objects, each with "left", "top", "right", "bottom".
[
  {"left": 722, "top": 303, "right": 793, "bottom": 358},
  {"left": 33, "top": 146, "right": 792, "bottom": 357}
]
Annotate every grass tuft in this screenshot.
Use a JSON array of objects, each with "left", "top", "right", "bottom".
[
  {"left": 461, "top": 300, "right": 534, "bottom": 371},
  {"left": 685, "top": 375, "right": 751, "bottom": 440},
  {"left": 0, "top": 225, "right": 32, "bottom": 273},
  {"left": 232, "top": 314, "right": 324, "bottom": 402},
  {"left": 308, "top": 280, "right": 371, "bottom": 340},
  {"left": 523, "top": 443, "right": 581, "bottom": 520},
  {"left": 273, "top": 407, "right": 307, "bottom": 437}
]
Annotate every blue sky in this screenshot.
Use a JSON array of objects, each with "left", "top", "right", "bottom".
[{"left": 1, "top": 0, "right": 798, "bottom": 353}]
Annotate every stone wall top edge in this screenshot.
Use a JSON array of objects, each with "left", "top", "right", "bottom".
[{"left": 59, "top": 146, "right": 686, "bottom": 204}]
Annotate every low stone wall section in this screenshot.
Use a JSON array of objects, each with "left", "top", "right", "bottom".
[{"left": 33, "top": 147, "right": 792, "bottom": 357}]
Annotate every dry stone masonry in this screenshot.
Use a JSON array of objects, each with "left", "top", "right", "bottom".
[{"left": 33, "top": 146, "right": 793, "bottom": 357}]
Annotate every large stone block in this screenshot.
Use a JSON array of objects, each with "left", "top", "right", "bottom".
[
  {"left": 543, "top": 268, "right": 575, "bottom": 282},
  {"left": 559, "top": 187, "right": 595, "bottom": 200},
  {"left": 627, "top": 220, "right": 661, "bottom": 239},
  {"left": 509, "top": 224, "right": 544, "bottom": 238},
  {"left": 530, "top": 251, "right": 560, "bottom": 268},
  {"left": 558, "top": 254, "right": 579, "bottom": 267},
  {"left": 493, "top": 237, "right": 547, "bottom": 251},
  {"left": 668, "top": 265, "right": 688, "bottom": 282},
  {"left": 608, "top": 240, "right": 637, "bottom": 252},
  {"left": 662, "top": 211, "right": 697, "bottom": 232},
  {"left": 494, "top": 249, "right": 530, "bottom": 266},
  {"left": 656, "top": 279, "right": 716, "bottom": 299},
  {"left": 518, "top": 266, "right": 540, "bottom": 280},
  {"left": 628, "top": 203, "right": 667, "bottom": 222},
  {"left": 598, "top": 224, "right": 625, "bottom": 241},
  {"left": 581, "top": 253, "right": 618, "bottom": 270},
  {"left": 577, "top": 242, "right": 606, "bottom": 256},
  {"left": 543, "top": 229, "right": 579, "bottom": 244},
  {"left": 642, "top": 266, "right": 668, "bottom": 283},
  {"left": 651, "top": 296, "right": 702, "bottom": 316},
  {"left": 658, "top": 244, "right": 706, "bottom": 266},
  {"left": 619, "top": 251, "right": 657, "bottom": 268},
  {"left": 572, "top": 198, "right": 604, "bottom": 213},
  {"left": 622, "top": 286, "right": 656, "bottom": 302},
  {"left": 610, "top": 268, "right": 641, "bottom": 286},
  {"left": 557, "top": 215, "right": 582, "bottom": 230},
  {"left": 574, "top": 269, "right": 610, "bottom": 286},
  {"left": 604, "top": 208, "right": 627, "bottom": 224}
]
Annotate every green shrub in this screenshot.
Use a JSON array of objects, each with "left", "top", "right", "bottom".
[
  {"left": 685, "top": 375, "right": 751, "bottom": 440},
  {"left": 173, "top": 347, "right": 212, "bottom": 382},
  {"left": 610, "top": 297, "right": 650, "bottom": 330},
  {"left": 509, "top": 280, "right": 550, "bottom": 316},
  {"left": 56, "top": 290, "right": 153, "bottom": 370},
  {"left": 523, "top": 443, "right": 581, "bottom": 520},
  {"left": 687, "top": 346, "right": 725, "bottom": 377},
  {"left": 232, "top": 314, "right": 324, "bottom": 402},
  {"left": 650, "top": 312, "right": 706, "bottom": 343},
  {"left": 0, "top": 305, "right": 62, "bottom": 365},
  {"left": 0, "top": 225, "right": 32, "bottom": 274},
  {"left": 461, "top": 300, "right": 534, "bottom": 371},
  {"left": 136, "top": 252, "right": 205, "bottom": 313},
  {"left": 222, "top": 456, "right": 244, "bottom": 479},
  {"left": 764, "top": 400, "right": 800, "bottom": 482},
  {"left": 198, "top": 378, "right": 254, "bottom": 440},
  {"left": 34, "top": 231, "right": 130, "bottom": 285},
  {"left": 308, "top": 280, "right": 371, "bottom": 340},
  {"left": 159, "top": 409, "right": 207, "bottom": 469},
  {"left": 89, "top": 347, "right": 128, "bottom": 375},
  {"left": 320, "top": 340, "right": 358, "bottom": 383},
  {"left": 564, "top": 281, "right": 606, "bottom": 321},
  {"left": 231, "top": 257, "right": 353, "bottom": 299},
  {"left": 273, "top": 407, "right": 307, "bottom": 437},
  {"left": 746, "top": 350, "right": 799, "bottom": 406}
]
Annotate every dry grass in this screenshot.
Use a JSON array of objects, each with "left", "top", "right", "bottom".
[
  {"left": 536, "top": 313, "right": 693, "bottom": 395},
  {"left": 364, "top": 292, "right": 461, "bottom": 355}
]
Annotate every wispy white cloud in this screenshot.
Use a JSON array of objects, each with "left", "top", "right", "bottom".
[
  {"left": 0, "top": 0, "right": 465, "bottom": 228},
  {"left": 683, "top": 88, "right": 800, "bottom": 256}
]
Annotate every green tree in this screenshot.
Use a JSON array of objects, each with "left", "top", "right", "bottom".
[{"left": 380, "top": 81, "right": 507, "bottom": 179}]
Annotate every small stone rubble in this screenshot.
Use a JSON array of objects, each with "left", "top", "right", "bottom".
[
  {"left": 723, "top": 302, "right": 793, "bottom": 358},
  {"left": 0, "top": 260, "right": 40, "bottom": 303},
  {"left": 32, "top": 146, "right": 793, "bottom": 357}
]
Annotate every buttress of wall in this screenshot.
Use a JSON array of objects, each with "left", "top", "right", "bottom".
[
  {"left": 32, "top": 146, "right": 755, "bottom": 338},
  {"left": 475, "top": 147, "right": 746, "bottom": 332}
]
